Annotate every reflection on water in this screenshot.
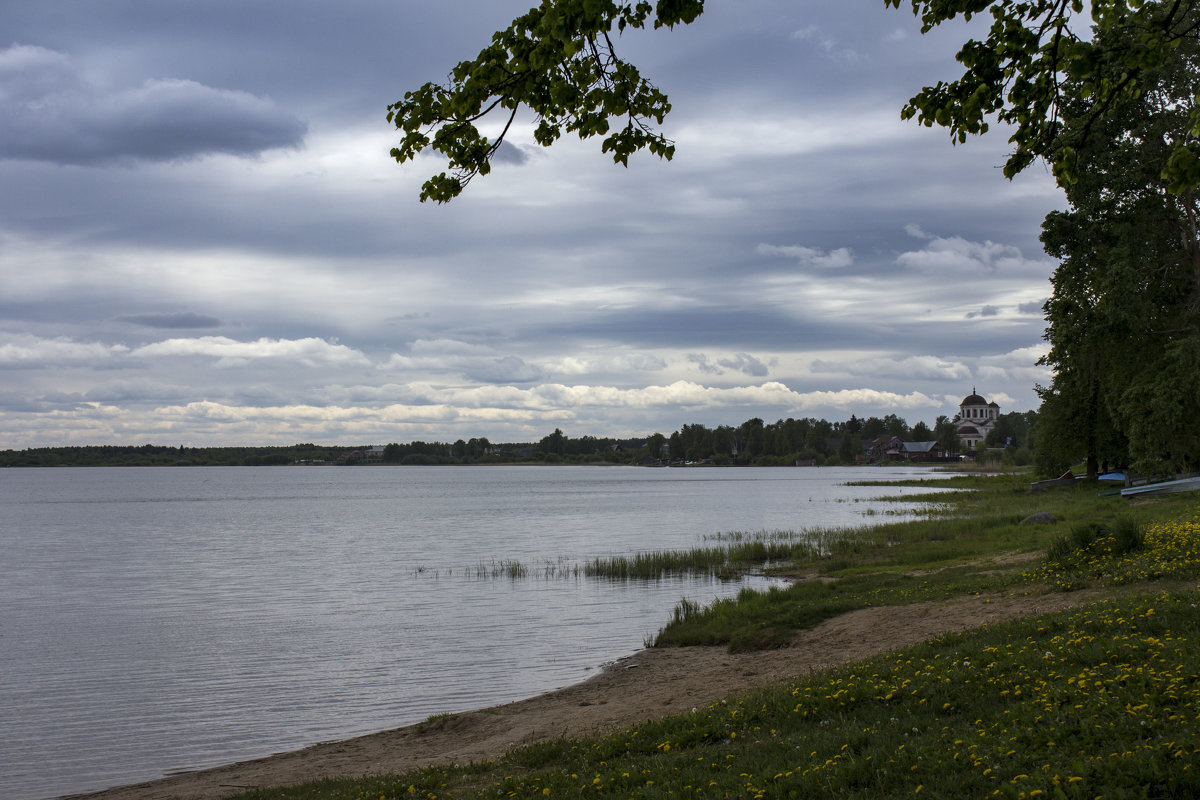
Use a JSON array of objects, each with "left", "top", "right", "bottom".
[{"left": 0, "top": 465, "right": 946, "bottom": 799}]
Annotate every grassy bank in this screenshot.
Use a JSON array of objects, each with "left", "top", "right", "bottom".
[
  {"left": 235, "top": 475, "right": 1199, "bottom": 800},
  {"left": 651, "top": 474, "right": 1195, "bottom": 651}
]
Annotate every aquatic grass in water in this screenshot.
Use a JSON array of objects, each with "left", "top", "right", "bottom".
[
  {"left": 466, "top": 559, "right": 530, "bottom": 579},
  {"left": 582, "top": 528, "right": 883, "bottom": 581},
  {"left": 584, "top": 547, "right": 743, "bottom": 580}
]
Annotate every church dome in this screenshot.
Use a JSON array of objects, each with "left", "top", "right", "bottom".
[{"left": 961, "top": 393, "right": 986, "bottom": 406}]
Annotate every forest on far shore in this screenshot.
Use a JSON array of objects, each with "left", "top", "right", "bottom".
[{"left": 1, "top": 409, "right": 1037, "bottom": 468}]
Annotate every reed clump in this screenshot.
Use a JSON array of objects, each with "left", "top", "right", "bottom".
[
  {"left": 466, "top": 560, "right": 529, "bottom": 579},
  {"left": 582, "top": 528, "right": 875, "bottom": 581}
]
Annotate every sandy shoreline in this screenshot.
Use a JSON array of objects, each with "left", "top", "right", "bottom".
[{"left": 62, "top": 587, "right": 1101, "bottom": 800}]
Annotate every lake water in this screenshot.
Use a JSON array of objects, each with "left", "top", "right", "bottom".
[{"left": 0, "top": 465, "right": 946, "bottom": 800}]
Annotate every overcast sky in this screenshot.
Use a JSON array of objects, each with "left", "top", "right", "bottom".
[{"left": 0, "top": 0, "right": 1065, "bottom": 448}]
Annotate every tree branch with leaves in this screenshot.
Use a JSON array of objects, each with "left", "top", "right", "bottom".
[
  {"left": 389, "top": 0, "right": 1200, "bottom": 200},
  {"left": 386, "top": 1, "right": 702, "bottom": 202}
]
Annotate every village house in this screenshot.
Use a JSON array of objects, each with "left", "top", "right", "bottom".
[
  {"left": 337, "top": 445, "right": 386, "bottom": 464},
  {"left": 867, "top": 436, "right": 947, "bottom": 462}
]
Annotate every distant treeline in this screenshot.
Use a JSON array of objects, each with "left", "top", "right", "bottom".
[
  {"left": 530, "top": 410, "right": 1037, "bottom": 467},
  {"left": 0, "top": 443, "right": 348, "bottom": 468},
  {"left": 1, "top": 410, "right": 1037, "bottom": 468}
]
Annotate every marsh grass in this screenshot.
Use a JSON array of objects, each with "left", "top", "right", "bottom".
[
  {"left": 584, "top": 547, "right": 736, "bottom": 580},
  {"left": 583, "top": 527, "right": 897, "bottom": 581},
  {"left": 465, "top": 560, "right": 530, "bottom": 579}
]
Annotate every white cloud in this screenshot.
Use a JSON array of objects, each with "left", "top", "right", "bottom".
[
  {"left": 975, "top": 345, "right": 1052, "bottom": 386},
  {"left": 897, "top": 231, "right": 1041, "bottom": 276},
  {"left": 542, "top": 353, "right": 668, "bottom": 375},
  {"left": 756, "top": 243, "right": 854, "bottom": 269},
  {"left": 131, "top": 337, "right": 371, "bottom": 368},
  {"left": 0, "top": 334, "right": 129, "bottom": 365},
  {"left": 401, "top": 381, "right": 940, "bottom": 416},
  {"left": 810, "top": 354, "right": 971, "bottom": 382}
]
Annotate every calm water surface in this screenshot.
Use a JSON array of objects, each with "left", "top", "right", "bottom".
[{"left": 0, "top": 465, "right": 946, "bottom": 799}]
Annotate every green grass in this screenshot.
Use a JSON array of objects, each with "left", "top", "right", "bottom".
[
  {"left": 648, "top": 475, "right": 1194, "bottom": 651},
  {"left": 1031, "top": 507, "right": 1200, "bottom": 590},
  {"left": 225, "top": 474, "right": 1200, "bottom": 800},
  {"left": 652, "top": 582, "right": 863, "bottom": 651}
]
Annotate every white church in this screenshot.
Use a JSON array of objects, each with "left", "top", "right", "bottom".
[{"left": 956, "top": 389, "right": 1000, "bottom": 450}]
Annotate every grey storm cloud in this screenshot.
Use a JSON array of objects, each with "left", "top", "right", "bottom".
[
  {"left": 718, "top": 353, "right": 769, "bottom": 377},
  {"left": 966, "top": 305, "right": 1002, "bottom": 319},
  {"left": 491, "top": 141, "right": 533, "bottom": 166},
  {"left": 688, "top": 354, "right": 722, "bottom": 375},
  {"left": 1018, "top": 300, "right": 1047, "bottom": 314},
  {"left": 0, "top": 390, "right": 86, "bottom": 413},
  {"left": 0, "top": 44, "right": 307, "bottom": 165},
  {"left": 687, "top": 353, "right": 769, "bottom": 378},
  {"left": 116, "top": 312, "right": 223, "bottom": 329}
]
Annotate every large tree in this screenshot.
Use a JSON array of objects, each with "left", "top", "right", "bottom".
[
  {"left": 1036, "top": 5, "right": 1200, "bottom": 477},
  {"left": 388, "top": 0, "right": 1200, "bottom": 201}
]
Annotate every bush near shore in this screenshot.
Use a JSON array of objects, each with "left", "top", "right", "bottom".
[{"left": 235, "top": 475, "right": 1199, "bottom": 800}]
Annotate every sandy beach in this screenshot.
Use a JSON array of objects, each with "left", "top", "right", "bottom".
[{"left": 64, "top": 587, "right": 1102, "bottom": 800}]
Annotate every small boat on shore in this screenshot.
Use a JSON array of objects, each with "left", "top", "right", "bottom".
[
  {"left": 1120, "top": 476, "right": 1200, "bottom": 497},
  {"left": 1030, "top": 470, "right": 1076, "bottom": 492}
]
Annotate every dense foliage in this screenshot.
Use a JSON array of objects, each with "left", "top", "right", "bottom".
[{"left": 1035, "top": 7, "right": 1200, "bottom": 478}]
